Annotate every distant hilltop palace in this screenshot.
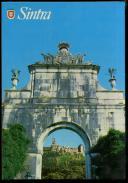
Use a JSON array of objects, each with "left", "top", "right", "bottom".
[{"left": 44, "top": 138, "right": 84, "bottom": 155}]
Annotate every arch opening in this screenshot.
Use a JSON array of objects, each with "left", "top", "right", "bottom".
[
  {"left": 36, "top": 121, "right": 92, "bottom": 179},
  {"left": 42, "top": 128, "right": 86, "bottom": 179}
]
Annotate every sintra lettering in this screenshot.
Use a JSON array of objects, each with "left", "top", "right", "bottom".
[{"left": 17, "top": 7, "right": 51, "bottom": 20}]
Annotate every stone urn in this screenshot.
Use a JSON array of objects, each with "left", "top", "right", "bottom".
[
  {"left": 109, "top": 78, "right": 116, "bottom": 90},
  {"left": 11, "top": 69, "right": 20, "bottom": 90},
  {"left": 11, "top": 78, "right": 19, "bottom": 89}
]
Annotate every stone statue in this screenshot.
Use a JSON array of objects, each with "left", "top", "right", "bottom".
[
  {"left": 11, "top": 69, "right": 20, "bottom": 89},
  {"left": 54, "top": 55, "right": 62, "bottom": 64},
  {"left": 11, "top": 69, "right": 20, "bottom": 79},
  {"left": 76, "top": 54, "right": 86, "bottom": 64},
  {"left": 47, "top": 53, "right": 54, "bottom": 64},
  {"left": 108, "top": 68, "right": 116, "bottom": 79},
  {"left": 70, "top": 56, "right": 77, "bottom": 64},
  {"left": 41, "top": 53, "right": 53, "bottom": 64},
  {"left": 108, "top": 67, "right": 116, "bottom": 90},
  {"left": 41, "top": 53, "right": 48, "bottom": 63}
]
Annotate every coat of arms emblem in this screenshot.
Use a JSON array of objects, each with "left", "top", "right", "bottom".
[{"left": 7, "top": 10, "right": 15, "bottom": 19}]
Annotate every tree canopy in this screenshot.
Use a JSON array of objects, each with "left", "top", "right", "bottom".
[
  {"left": 90, "top": 129, "right": 126, "bottom": 179},
  {"left": 42, "top": 151, "right": 85, "bottom": 179},
  {"left": 2, "top": 124, "right": 30, "bottom": 180}
]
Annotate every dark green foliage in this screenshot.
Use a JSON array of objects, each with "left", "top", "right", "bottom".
[
  {"left": 42, "top": 151, "right": 85, "bottom": 179},
  {"left": 90, "top": 129, "right": 125, "bottom": 179},
  {"left": 2, "top": 124, "right": 30, "bottom": 180}
]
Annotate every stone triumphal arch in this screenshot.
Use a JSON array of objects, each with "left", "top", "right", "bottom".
[{"left": 2, "top": 42, "right": 125, "bottom": 179}]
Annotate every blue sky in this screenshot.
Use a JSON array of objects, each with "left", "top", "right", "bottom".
[
  {"left": 2, "top": 2, "right": 125, "bottom": 147},
  {"left": 43, "top": 129, "right": 84, "bottom": 147}
]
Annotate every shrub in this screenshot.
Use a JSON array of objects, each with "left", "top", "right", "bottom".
[{"left": 2, "top": 124, "right": 30, "bottom": 180}]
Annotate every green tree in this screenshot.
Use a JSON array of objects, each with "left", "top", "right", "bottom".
[
  {"left": 2, "top": 124, "right": 30, "bottom": 180},
  {"left": 42, "top": 151, "right": 85, "bottom": 179},
  {"left": 90, "top": 129, "right": 125, "bottom": 179}
]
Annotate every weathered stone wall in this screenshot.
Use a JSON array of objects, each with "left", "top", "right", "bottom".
[
  {"left": 2, "top": 65, "right": 125, "bottom": 150},
  {"left": 33, "top": 68, "right": 97, "bottom": 99}
]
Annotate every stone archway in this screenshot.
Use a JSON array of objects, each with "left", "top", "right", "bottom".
[
  {"left": 2, "top": 42, "right": 125, "bottom": 180},
  {"left": 36, "top": 121, "right": 92, "bottom": 179}
]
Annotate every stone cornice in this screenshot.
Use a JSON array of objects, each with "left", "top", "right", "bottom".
[
  {"left": 96, "top": 90, "right": 124, "bottom": 93},
  {"left": 28, "top": 63, "right": 100, "bottom": 74},
  {"left": 4, "top": 89, "right": 31, "bottom": 92}
]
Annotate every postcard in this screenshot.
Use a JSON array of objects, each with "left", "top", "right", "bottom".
[{"left": 2, "top": 1, "right": 125, "bottom": 180}]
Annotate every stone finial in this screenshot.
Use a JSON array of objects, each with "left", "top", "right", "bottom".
[
  {"left": 11, "top": 69, "right": 20, "bottom": 90},
  {"left": 58, "top": 42, "right": 70, "bottom": 50},
  {"left": 108, "top": 68, "right": 116, "bottom": 79},
  {"left": 108, "top": 68, "right": 116, "bottom": 90}
]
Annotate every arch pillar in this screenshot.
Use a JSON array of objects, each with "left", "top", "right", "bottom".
[
  {"left": 18, "top": 153, "right": 42, "bottom": 179},
  {"left": 35, "top": 153, "right": 42, "bottom": 179},
  {"left": 85, "top": 151, "right": 91, "bottom": 179}
]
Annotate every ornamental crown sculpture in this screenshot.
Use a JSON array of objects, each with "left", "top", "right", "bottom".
[
  {"left": 58, "top": 42, "right": 70, "bottom": 50},
  {"left": 41, "top": 42, "right": 86, "bottom": 65}
]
